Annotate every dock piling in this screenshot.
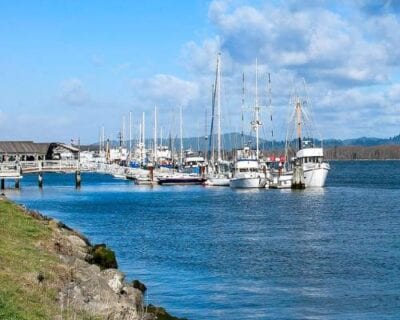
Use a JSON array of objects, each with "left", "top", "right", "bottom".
[
  {"left": 291, "top": 159, "right": 305, "bottom": 189},
  {"left": 1, "top": 179, "right": 4, "bottom": 190},
  {"left": 15, "top": 179, "right": 20, "bottom": 189},
  {"left": 38, "top": 172, "right": 43, "bottom": 188},
  {"left": 75, "top": 170, "right": 81, "bottom": 188}
]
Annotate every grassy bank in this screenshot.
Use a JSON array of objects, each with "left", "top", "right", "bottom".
[
  {"left": 0, "top": 198, "right": 96, "bottom": 319},
  {"left": 0, "top": 198, "right": 185, "bottom": 320}
]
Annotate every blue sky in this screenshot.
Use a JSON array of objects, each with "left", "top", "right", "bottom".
[{"left": 1, "top": 0, "right": 400, "bottom": 143}]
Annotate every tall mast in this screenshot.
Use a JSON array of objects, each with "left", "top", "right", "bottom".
[
  {"left": 241, "top": 72, "right": 245, "bottom": 147},
  {"left": 160, "top": 126, "right": 163, "bottom": 147},
  {"left": 129, "top": 111, "right": 132, "bottom": 154},
  {"left": 102, "top": 125, "right": 105, "bottom": 152},
  {"left": 255, "top": 58, "right": 260, "bottom": 159},
  {"left": 142, "top": 112, "right": 146, "bottom": 163},
  {"left": 99, "top": 128, "right": 102, "bottom": 154},
  {"left": 204, "top": 107, "right": 208, "bottom": 162},
  {"left": 154, "top": 106, "right": 157, "bottom": 163},
  {"left": 180, "top": 106, "right": 183, "bottom": 165},
  {"left": 216, "top": 52, "right": 222, "bottom": 162},
  {"left": 122, "top": 116, "right": 125, "bottom": 147},
  {"left": 210, "top": 84, "right": 215, "bottom": 165},
  {"left": 296, "top": 98, "right": 302, "bottom": 150}
]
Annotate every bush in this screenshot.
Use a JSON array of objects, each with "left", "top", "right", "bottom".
[
  {"left": 131, "top": 279, "right": 147, "bottom": 293},
  {"left": 87, "top": 244, "right": 118, "bottom": 270}
]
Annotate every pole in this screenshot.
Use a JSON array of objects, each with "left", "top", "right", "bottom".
[
  {"left": 129, "top": 111, "right": 132, "bottom": 154},
  {"left": 154, "top": 106, "right": 157, "bottom": 164},
  {"left": 180, "top": 106, "right": 183, "bottom": 166},
  {"left": 217, "top": 52, "right": 222, "bottom": 162},
  {"left": 255, "top": 58, "right": 259, "bottom": 159},
  {"left": 122, "top": 116, "right": 126, "bottom": 148},
  {"left": 142, "top": 112, "right": 146, "bottom": 164},
  {"left": 296, "top": 99, "right": 302, "bottom": 150}
]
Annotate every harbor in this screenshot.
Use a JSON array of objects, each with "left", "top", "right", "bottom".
[
  {"left": 2, "top": 0, "right": 400, "bottom": 319},
  {"left": 5, "top": 160, "right": 400, "bottom": 319}
]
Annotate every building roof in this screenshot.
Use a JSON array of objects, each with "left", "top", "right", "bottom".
[{"left": 0, "top": 141, "right": 50, "bottom": 154}]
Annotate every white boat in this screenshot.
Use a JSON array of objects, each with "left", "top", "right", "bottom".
[
  {"left": 230, "top": 60, "right": 266, "bottom": 189},
  {"left": 277, "top": 85, "right": 330, "bottom": 188},
  {"left": 230, "top": 148, "right": 266, "bottom": 188},
  {"left": 296, "top": 146, "right": 330, "bottom": 187}
]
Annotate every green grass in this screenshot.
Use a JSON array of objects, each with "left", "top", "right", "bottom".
[{"left": 0, "top": 199, "right": 99, "bottom": 320}]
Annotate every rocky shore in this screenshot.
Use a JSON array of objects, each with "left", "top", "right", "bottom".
[{"left": 0, "top": 196, "right": 185, "bottom": 320}]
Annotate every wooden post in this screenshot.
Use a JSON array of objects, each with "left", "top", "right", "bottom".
[
  {"left": 15, "top": 179, "right": 20, "bottom": 189},
  {"left": 291, "top": 159, "right": 305, "bottom": 189},
  {"left": 149, "top": 166, "right": 154, "bottom": 182},
  {"left": 1, "top": 179, "right": 5, "bottom": 190},
  {"left": 75, "top": 170, "right": 81, "bottom": 188},
  {"left": 38, "top": 172, "right": 43, "bottom": 188}
]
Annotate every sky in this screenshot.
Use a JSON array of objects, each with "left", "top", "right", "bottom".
[{"left": 1, "top": 0, "right": 400, "bottom": 144}]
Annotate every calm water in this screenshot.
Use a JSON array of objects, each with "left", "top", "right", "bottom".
[{"left": 5, "top": 161, "right": 400, "bottom": 319}]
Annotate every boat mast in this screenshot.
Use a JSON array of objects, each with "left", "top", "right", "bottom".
[
  {"left": 122, "top": 116, "right": 125, "bottom": 148},
  {"left": 216, "top": 52, "right": 222, "bottom": 162},
  {"left": 241, "top": 72, "right": 245, "bottom": 147},
  {"left": 99, "top": 128, "right": 102, "bottom": 154},
  {"left": 204, "top": 107, "right": 208, "bottom": 162},
  {"left": 296, "top": 98, "right": 302, "bottom": 150},
  {"left": 154, "top": 106, "right": 157, "bottom": 164},
  {"left": 102, "top": 125, "right": 105, "bottom": 153},
  {"left": 129, "top": 111, "right": 132, "bottom": 155},
  {"left": 180, "top": 106, "right": 183, "bottom": 166},
  {"left": 255, "top": 58, "right": 260, "bottom": 159},
  {"left": 142, "top": 112, "right": 146, "bottom": 163}
]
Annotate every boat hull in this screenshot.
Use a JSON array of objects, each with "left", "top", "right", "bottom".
[
  {"left": 205, "top": 177, "right": 230, "bottom": 186},
  {"left": 158, "top": 177, "right": 206, "bottom": 185},
  {"left": 230, "top": 177, "right": 265, "bottom": 188},
  {"left": 304, "top": 163, "right": 330, "bottom": 187}
]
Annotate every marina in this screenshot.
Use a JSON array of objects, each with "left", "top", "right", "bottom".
[
  {"left": 5, "top": 160, "right": 400, "bottom": 319},
  {"left": 2, "top": 1, "right": 400, "bottom": 319}
]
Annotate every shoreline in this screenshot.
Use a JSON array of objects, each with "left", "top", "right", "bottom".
[{"left": 0, "top": 195, "right": 185, "bottom": 320}]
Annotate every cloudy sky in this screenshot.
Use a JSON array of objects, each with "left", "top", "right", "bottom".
[{"left": 1, "top": 0, "right": 400, "bottom": 143}]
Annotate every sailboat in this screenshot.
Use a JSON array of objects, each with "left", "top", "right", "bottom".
[
  {"left": 205, "top": 53, "right": 231, "bottom": 186},
  {"left": 230, "top": 59, "right": 267, "bottom": 189},
  {"left": 157, "top": 106, "right": 206, "bottom": 185},
  {"left": 275, "top": 82, "right": 330, "bottom": 188}
]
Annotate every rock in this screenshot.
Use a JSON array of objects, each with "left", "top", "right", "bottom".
[
  {"left": 101, "top": 269, "right": 125, "bottom": 294},
  {"left": 87, "top": 244, "right": 118, "bottom": 270},
  {"left": 132, "top": 279, "right": 147, "bottom": 293}
]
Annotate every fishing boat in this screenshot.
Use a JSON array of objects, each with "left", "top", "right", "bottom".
[
  {"left": 277, "top": 86, "right": 330, "bottom": 188},
  {"left": 230, "top": 59, "right": 266, "bottom": 189},
  {"left": 230, "top": 148, "right": 266, "bottom": 188}
]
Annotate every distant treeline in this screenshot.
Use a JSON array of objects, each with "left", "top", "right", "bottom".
[{"left": 324, "top": 145, "right": 400, "bottom": 160}]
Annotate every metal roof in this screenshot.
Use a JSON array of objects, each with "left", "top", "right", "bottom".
[{"left": 0, "top": 141, "right": 50, "bottom": 154}]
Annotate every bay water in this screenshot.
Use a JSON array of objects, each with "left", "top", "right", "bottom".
[{"left": 6, "top": 161, "right": 400, "bottom": 319}]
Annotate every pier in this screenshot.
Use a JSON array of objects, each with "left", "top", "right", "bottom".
[{"left": 0, "top": 141, "right": 81, "bottom": 189}]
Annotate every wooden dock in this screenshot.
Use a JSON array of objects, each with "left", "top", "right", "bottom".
[{"left": 0, "top": 160, "right": 81, "bottom": 189}]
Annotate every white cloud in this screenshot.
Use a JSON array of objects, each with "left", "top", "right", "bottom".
[
  {"left": 131, "top": 74, "right": 199, "bottom": 108},
  {"left": 59, "top": 78, "right": 90, "bottom": 106},
  {"left": 174, "top": 0, "right": 400, "bottom": 139}
]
